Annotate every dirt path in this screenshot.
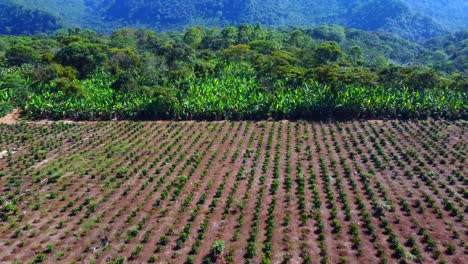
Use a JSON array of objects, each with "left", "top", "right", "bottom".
[{"left": 0, "top": 108, "right": 21, "bottom": 124}]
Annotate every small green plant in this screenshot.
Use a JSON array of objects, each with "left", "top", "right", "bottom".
[
  {"left": 111, "top": 255, "right": 125, "bottom": 264},
  {"left": 338, "top": 257, "right": 348, "bottom": 264},
  {"left": 446, "top": 244, "right": 456, "bottom": 255},
  {"left": 55, "top": 251, "right": 64, "bottom": 260},
  {"left": 130, "top": 245, "right": 143, "bottom": 259},
  {"left": 211, "top": 240, "right": 225, "bottom": 258},
  {"left": 44, "top": 244, "right": 54, "bottom": 253},
  {"left": 33, "top": 253, "right": 46, "bottom": 263},
  {"left": 148, "top": 255, "right": 157, "bottom": 263}
]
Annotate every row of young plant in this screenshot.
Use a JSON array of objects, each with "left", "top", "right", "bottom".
[
  {"left": 347, "top": 121, "right": 461, "bottom": 263},
  {"left": 377, "top": 121, "right": 465, "bottom": 257},
  {"left": 172, "top": 123, "right": 249, "bottom": 263},
  {"left": 187, "top": 122, "right": 258, "bottom": 264},
  {"left": 378, "top": 121, "right": 465, "bottom": 224},
  {"left": 4, "top": 121, "right": 217, "bottom": 262},
  {"left": 94, "top": 122, "right": 217, "bottom": 262},
  {"left": 108, "top": 123, "right": 225, "bottom": 263},
  {"left": 226, "top": 123, "right": 267, "bottom": 262},
  {"left": 54, "top": 123, "right": 183, "bottom": 263},
  {"left": 1, "top": 120, "right": 465, "bottom": 263},
  {"left": 301, "top": 120, "right": 466, "bottom": 263},
  {"left": 1, "top": 122, "right": 150, "bottom": 262},
  {"left": 117, "top": 122, "right": 250, "bottom": 263}
]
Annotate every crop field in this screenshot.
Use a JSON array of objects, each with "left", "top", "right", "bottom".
[{"left": 0, "top": 120, "right": 466, "bottom": 264}]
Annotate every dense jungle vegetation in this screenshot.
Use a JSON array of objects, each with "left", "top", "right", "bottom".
[{"left": 0, "top": 25, "right": 466, "bottom": 120}]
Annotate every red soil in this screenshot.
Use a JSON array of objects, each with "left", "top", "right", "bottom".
[{"left": 0, "top": 120, "right": 466, "bottom": 263}]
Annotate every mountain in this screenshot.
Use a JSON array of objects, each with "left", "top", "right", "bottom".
[
  {"left": 344, "top": 0, "right": 449, "bottom": 41},
  {"left": 420, "top": 30, "right": 468, "bottom": 73},
  {"left": 0, "top": 0, "right": 466, "bottom": 42},
  {"left": 97, "top": 0, "right": 451, "bottom": 41},
  {"left": 0, "top": 0, "right": 60, "bottom": 35},
  {"left": 402, "top": 0, "right": 468, "bottom": 31}
]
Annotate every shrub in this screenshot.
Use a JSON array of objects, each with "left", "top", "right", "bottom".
[
  {"left": 32, "top": 253, "right": 46, "bottom": 263},
  {"left": 44, "top": 244, "right": 54, "bottom": 253},
  {"left": 331, "top": 219, "right": 341, "bottom": 233},
  {"left": 446, "top": 244, "right": 456, "bottom": 255},
  {"left": 131, "top": 245, "right": 143, "bottom": 259},
  {"left": 338, "top": 257, "right": 348, "bottom": 263},
  {"left": 211, "top": 240, "right": 225, "bottom": 257},
  {"left": 148, "top": 255, "right": 157, "bottom": 263}
]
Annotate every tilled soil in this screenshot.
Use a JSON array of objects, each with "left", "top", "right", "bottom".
[{"left": 0, "top": 120, "right": 466, "bottom": 264}]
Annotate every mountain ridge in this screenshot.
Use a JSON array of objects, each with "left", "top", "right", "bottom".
[{"left": 0, "top": 0, "right": 466, "bottom": 42}]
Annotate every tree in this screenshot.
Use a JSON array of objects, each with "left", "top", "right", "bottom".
[
  {"left": 448, "top": 73, "right": 468, "bottom": 91},
  {"left": 338, "top": 67, "right": 378, "bottom": 87},
  {"left": 135, "top": 29, "right": 160, "bottom": 52},
  {"left": 194, "top": 60, "right": 216, "bottom": 77},
  {"left": 349, "top": 46, "right": 364, "bottom": 66},
  {"left": 369, "top": 55, "right": 389, "bottom": 69},
  {"left": 111, "top": 28, "right": 137, "bottom": 49},
  {"left": 310, "top": 65, "right": 340, "bottom": 86},
  {"left": 250, "top": 40, "right": 277, "bottom": 55},
  {"left": 238, "top": 24, "right": 255, "bottom": 44},
  {"left": 184, "top": 27, "right": 203, "bottom": 48},
  {"left": 288, "top": 30, "right": 314, "bottom": 48},
  {"left": 314, "top": 42, "right": 343, "bottom": 65},
  {"left": 253, "top": 23, "right": 267, "bottom": 40},
  {"left": 53, "top": 78, "right": 83, "bottom": 95},
  {"left": 270, "top": 65, "right": 305, "bottom": 85},
  {"left": 377, "top": 66, "right": 407, "bottom": 87},
  {"left": 404, "top": 68, "right": 443, "bottom": 89},
  {"left": 223, "top": 44, "right": 251, "bottom": 61},
  {"left": 55, "top": 42, "right": 108, "bottom": 78},
  {"left": 221, "top": 26, "right": 238, "bottom": 47},
  {"left": 5, "top": 44, "right": 40, "bottom": 66},
  {"left": 311, "top": 25, "right": 346, "bottom": 42},
  {"left": 57, "top": 35, "right": 85, "bottom": 46},
  {"left": 34, "top": 63, "right": 78, "bottom": 83},
  {"left": 289, "top": 30, "right": 303, "bottom": 47},
  {"left": 143, "top": 86, "right": 179, "bottom": 119},
  {"left": 109, "top": 48, "right": 140, "bottom": 73},
  {"left": 111, "top": 72, "right": 139, "bottom": 93},
  {"left": 162, "top": 42, "right": 195, "bottom": 68}
]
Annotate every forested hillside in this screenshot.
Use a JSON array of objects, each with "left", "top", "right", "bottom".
[
  {"left": 0, "top": 1, "right": 60, "bottom": 35},
  {"left": 421, "top": 31, "right": 468, "bottom": 73},
  {"left": 1, "top": 0, "right": 466, "bottom": 42},
  {"left": 403, "top": 0, "right": 468, "bottom": 31},
  {"left": 0, "top": 25, "right": 466, "bottom": 120}
]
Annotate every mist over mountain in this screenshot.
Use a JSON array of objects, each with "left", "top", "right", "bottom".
[{"left": 0, "top": 0, "right": 466, "bottom": 41}]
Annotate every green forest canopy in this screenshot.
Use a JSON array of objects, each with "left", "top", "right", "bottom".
[
  {"left": 0, "top": 25, "right": 466, "bottom": 120},
  {"left": 1, "top": 0, "right": 467, "bottom": 42}
]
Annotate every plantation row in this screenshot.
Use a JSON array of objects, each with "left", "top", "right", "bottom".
[
  {"left": 1, "top": 65, "right": 465, "bottom": 121},
  {"left": 0, "top": 120, "right": 466, "bottom": 263},
  {"left": 21, "top": 68, "right": 467, "bottom": 120}
]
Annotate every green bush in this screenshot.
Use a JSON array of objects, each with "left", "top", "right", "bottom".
[
  {"left": 211, "top": 240, "right": 225, "bottom": 257},
  {"left": 0, "top": 101, "right": 12, "bottom": 117}
]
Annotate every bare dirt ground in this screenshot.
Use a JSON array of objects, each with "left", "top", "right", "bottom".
[
  {"left": 0, "top": 109, "right": 21, "bottom": 124},
  {"left": 0, "top": 120, "right": 466, "bottom": 264}
]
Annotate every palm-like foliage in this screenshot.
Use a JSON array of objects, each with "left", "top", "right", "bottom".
[{"left": 20, "top": 63, "right": 467, "bottom": 120}]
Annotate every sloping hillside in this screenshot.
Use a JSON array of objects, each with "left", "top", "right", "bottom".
[
  {"left": 0, "top": 0, "right": 466, "bottom": 42},
  {"left": 0, "top": 1, "right": 60, "bottom": 35}
]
